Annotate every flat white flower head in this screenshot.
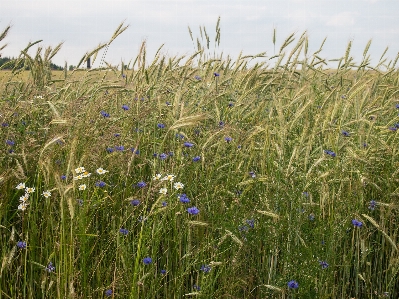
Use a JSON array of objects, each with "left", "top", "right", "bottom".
[
  {"left": 73, "top": 175, "right": 83, "bottom": 180},
  {"left": 19, "top": 194, "right": 29, "bottom": 202},
  {"left": 96, "top": 168, "right": 109, "bottom": 175},
  {"left": 153, "top": 173, "right": 162, "bottom": 180},
  {"left": 25, "top": 187, "right": 35, "bottom": 194},
  {"left": 79, "top": 184, "right": 86, "bottom": 191},
  {"left": 165, "top": 174, "right": 175, "bottom": 182},
  {"left": 159, "top": 188, "right": 168, "bottom": 195},
  {"left": 75, "top": 167, "right": 85, "bottom": 174},
  {"left": 82, "top": 171, "right": 91, "bottom": 178},
  {"left": 173, "top": 182, "right": 184, "bottom": 190},
  {"left": 42, "top": 191, "right": 51, "bottom": 198},
  {"left": 16, "top": 183, "right": 25, "bottom": 190},
  {"left": 18, "top": 202, "right": 29, "bottom": 211}
]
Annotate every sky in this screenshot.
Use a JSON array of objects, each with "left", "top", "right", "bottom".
[{"left": 1, "top": 0, "right": 399, "bottom": 69}]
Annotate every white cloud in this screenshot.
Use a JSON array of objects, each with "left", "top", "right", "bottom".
[{"left": 326, "top": 12, "right": 357, "bottom": 27}]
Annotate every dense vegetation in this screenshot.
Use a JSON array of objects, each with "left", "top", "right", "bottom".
[{"left": 0, "top": 21, "right": 399, "bottom": 298}]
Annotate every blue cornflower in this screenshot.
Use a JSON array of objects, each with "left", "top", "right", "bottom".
[
  {"left": 342, "top": 130, "right": 350, "bottom": 137},
  {"left": 176, "top": 133, "right": 185, "bottom": 139},
  {"left": 309, "top": 213, "right": 315, "bottom": 221},
  {"left": 100, "top": 111, "right": 110, "bottom": 118},
  {"left": 178, "top": 194, "right": 190, "bottom": 203},
  {"left": 363, "top": 142, "right": 368, "bottom": 148},
  {"left": 184, "top": 142, "right": 194, "bottom": 148},
  {"left": 389, "top": 126, "right": 397, "bottom": 131},
  {"left": 228, "top": 102, "right": 234, "bottom": 107},
  {"left": 157, "top": 123, "right": 165, "bottom": 129},
  {"left": 214, "top": 72, "right": 220, "bottom": 77},
  {"left": 122, "top": 104, "right": 129, "bottom": 110},
  {"left": 187, "top": 206, "right": 200, "bottom": 215},
  {"left": 369, "top": 200, "right": 377, "bottom": 210},
  {"left": 105, "top": 289, "right": 113, "bottom": 297},
  {"left": 95, "top": 181, "right": 106, "bottom": 187},
  {"left": 194, "top": 75, "right": 201, "bottom": 80},
  {"left": 287, "top": 280, "right": 299, "bottom": 289},
  {"left": 192, "top": 156, "right": 201, "bottom": 162},
  {"left": 249, "top": 171, "right": 256, "bottom": 178},
  {"left": 153, "top": 153, "right": 158, "bottom": 158},
  {"left": 324, "top": 150, "right": 336, "bottom": 157},
  {"left": 1, "top": 122, "right": 8, "bottom": 127},
  {"left": 319, "top": 260, "right": 329, "bottom": 269},
  {"left": 143, "top": 257, "right": 152, "bottom": 265},
  {"left": 160, "top": 269, "right": 167, "bottom": 275},
  {"left": 168, "top": 151, "right": 174, "bottom": 156},
  {"left": 115, "top": 145, "right": 124, "bottom": 151},
  {"left": 396, "top": 104, "right": 399, "bottom": 109},
  {"left": 16, "top": 241, "right": 27, "bottom": 249},
  {"left": 219, "top": 121, "right": 224, "bottom": 128},
  {"left": 200, "top": 264, "right": 211, "bottom": 273},
  {"left": 106, "top": 147, "right": 115, "bottom": 153},
  {"left": 166, "top": 101, "right": 171, "bottom": 106},
  {"left": 352, "top": 219, "right": 363, "bottom": 228},
  {"left": 136, "top": 181, "right": 147, "bottom": 188},
  {"left": 6, "top": 140, "right": 15, "bottom": 146},
  {"left": 77, "top": 199, "right": 84, "bottom": 206},
  {"left": 119, "top": 228, "right": 129, "bottom": 235},
  {"left": 162, "top": 201, "right": 168, "bottom": 207},
  {"left": 246, "top": 219, "right": 255, "bottom": 228},
  {"left": 193, "top": 285, "right": 200, "bottom": 291},
  {"left": 159, "top": 153, "right": 168, "bottom": 160},
  {"left": 45, "top": 262, "right": 56, "bottom": 273},
  {"left": 114, "top": 133, "right": 121, "bottom": 137},
  {"left": 224, "top": 136, "right": 232, "bottom": 143},
  {"left": 61, "top": 175, "right": 66, "bottom": 180},
  {"left": 302, "top": 191, "right": 309, "bottom": 197},
  {"left": 130, "top": 199, "right": 140, "bottom": 206}
]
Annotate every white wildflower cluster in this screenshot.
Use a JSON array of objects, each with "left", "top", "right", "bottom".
[
  {"left": 96, "top": 167, "right": 109, "bottom": 175},
  {"left": 73, "top": 166, "right": 92, "bottom": 180},
  {"left": 153, "top": 173, "right": 184, "bottom": 195},
  {"left": 16, "top": 183, "right": 34, "bottom": 211}
]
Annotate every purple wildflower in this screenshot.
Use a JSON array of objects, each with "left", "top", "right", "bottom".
[
  {"left": 16, "top": 241, "right": 27, "bottom": 249},
  {"left": 130, "top": 199, "right": 140, "bottom": 206},
  {"left": 368, "top": 200, "right": 377, "bottom": 210},
  {"left": 192, "top": 156, "right": 201, "bottom": 162},
  {"left": 178, "top": 194, "right": 190, "bottom": 203},
  {"left": 287, "top": 280, "right": 299, "bottom": 289},
  {"left": 187, "top": 206, "right": 200, "bottom": 215},
  {"left": 136, "top": 181, "right": 147, "bottom": 188},
  {"left": 319, "top": 260, "right": 329, "bottom": 269},
  {"left": 352, "top": 219, "right": 363, "bottom": 228},
  {"left": 143, "top": 257, "right": 152, "bottom": 265},
  {"left": 100, "top": 111, "right": 110, "bottom": 118},
  {"left": 200, "top": 265, "right": 211, "bottom": 273},
  {"left": 105, "top": 289, "right": 113, "bottom": 297},
  {"left": 45, "top": 262, "right": 56, "bottom": 273},
  {"left": 119, "top": 228, "right": 129, "bottom": 235}
]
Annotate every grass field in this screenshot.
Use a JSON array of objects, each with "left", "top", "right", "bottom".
[{"left": 1, "top": 23, "right": 399, "bottom": 298}]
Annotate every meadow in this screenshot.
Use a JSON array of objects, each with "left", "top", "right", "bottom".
[{"left": 1, "top": 22, "right": 399, "bottom": 298}]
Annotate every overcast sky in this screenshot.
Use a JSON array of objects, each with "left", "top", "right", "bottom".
[{"left": 2, "top": 0, "right": 399, "bottom": 69}]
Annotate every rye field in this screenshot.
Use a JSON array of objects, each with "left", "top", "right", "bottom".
[{"left": 1, "top": 23, "right": 399, "bottom": 298}]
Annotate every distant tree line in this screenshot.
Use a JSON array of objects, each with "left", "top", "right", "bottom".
[{"left": 0, "top": 56, "right": 64, "bottom": 70}]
